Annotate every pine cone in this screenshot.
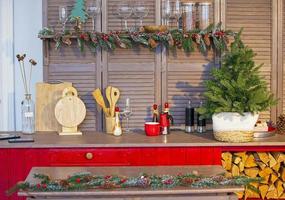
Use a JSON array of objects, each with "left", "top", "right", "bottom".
[
  {"left": 148, "top": 38, "right": 158, "bottom": 49},
  {"left": 204, "top": 34, "right": 211, "bottom": 46},
  {"left": 276, "top": 114, "right": 285, "bottom": 134}
]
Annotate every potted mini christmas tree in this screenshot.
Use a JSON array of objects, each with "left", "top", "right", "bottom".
[{"left": 198, "top": 31, "right": 277, "bottom": 142}]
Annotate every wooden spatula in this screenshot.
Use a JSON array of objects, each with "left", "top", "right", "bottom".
[
  {"left": 110, "top": 87, "right": 120, "bottom": 117},
  {"left": 106, "top": 86, "right": 112, "bottom": 109},
  {"left": 92, "top": 88, "right": 110, "bottom": 117}
]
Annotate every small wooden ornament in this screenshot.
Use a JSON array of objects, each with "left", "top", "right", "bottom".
[{"left": 55, "top": 86, "right": 86, "bottom": 136}]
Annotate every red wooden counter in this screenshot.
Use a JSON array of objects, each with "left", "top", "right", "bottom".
[{"left": 0, "top": 131, "right": 284, "bottom": 200}]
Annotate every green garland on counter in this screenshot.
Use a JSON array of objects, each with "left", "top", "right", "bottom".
[
  {"left": 38, "top": 23, "right": 236, "bottom": 53},
  {"left": 13, "top": 171, "right": 261, "bottom": 193}
]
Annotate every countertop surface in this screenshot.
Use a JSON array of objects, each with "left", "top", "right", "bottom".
[{"left": 0, "top": 131, "right": 284, "bottom": 148}]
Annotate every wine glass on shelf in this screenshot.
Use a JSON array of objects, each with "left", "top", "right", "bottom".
[
  {"left": 87, "top": 0, "right": 101, "bottom": 31},
  {"left": 59, "top": 5, "right": 68, "bottom": 32},
  {"left": 116, "top": 2, "right": 133, "bottom": 30},
  {"left": 133, "top": 1, "right": 149, "bottom": 27},
  {"left": 121, "top": 97, "right": 133, "bottom": 132},
  {"left": 163, "top": 0, "right": 171, "bottom": 26},
  {"left": 173, "top": 0, "right": 182, "bottom": 29}
]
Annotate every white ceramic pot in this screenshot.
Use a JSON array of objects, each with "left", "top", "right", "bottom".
[{"left": 212, "top": 112, "right": 259, "bottom": 132}]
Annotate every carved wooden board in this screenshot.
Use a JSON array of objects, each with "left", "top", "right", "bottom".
[{"left": 36, "top": 82, "right": 72, "bottom": 132}]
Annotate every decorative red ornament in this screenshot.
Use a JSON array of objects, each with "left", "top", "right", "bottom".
[
  {"left": 164, "top": 102, "right": 169, "bottom": 109},
  {"left": 76, "top": 178, "right": 81, "bottom": 183},
  {"left": 115, "top": 107, "right": 120, "bottom": 112},
  {"left": 36, "top": 184, "right": 41, "bottom": 189},
  {"left": 153, "top": 104, "right": 158, "bottom": 110},
  {"left": 42, "top": 184, "right": 47, "bottom": 189}
]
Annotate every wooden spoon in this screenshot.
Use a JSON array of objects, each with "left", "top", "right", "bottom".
[
  {"left": 105, "top": 86, "right": 112, "bottom": 116},
  {"left": 110, "top": 87, "right": 120, "bottom": 117},
  {"left": 92, "top": 88, "right": 109, "bottom": 117}
]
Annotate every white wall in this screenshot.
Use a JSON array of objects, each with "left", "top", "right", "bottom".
[
  {"left": 0, "top": 0, "right": 43, "bottom": 131},
  {"left": 0, "top": 0, "right": 15, "bottom": 131}
]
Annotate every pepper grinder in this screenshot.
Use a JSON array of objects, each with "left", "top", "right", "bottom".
[
  {"left": 185, "top": 100, "right": 195, "bottom": 133},
  {"left": 197, "top": 101, "right": 206, "bottom": 133}
]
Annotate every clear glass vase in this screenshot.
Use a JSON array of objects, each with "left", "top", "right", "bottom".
[{"left": 21, "top": 94, "right": 35, "bottom": 134}]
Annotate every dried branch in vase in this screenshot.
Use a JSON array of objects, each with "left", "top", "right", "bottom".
[{"left": 16, "top": 54, "right": 37, "bottom": 95}]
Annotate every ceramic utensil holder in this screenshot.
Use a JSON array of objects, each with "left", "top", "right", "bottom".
[{"left": 105, "top": 116, "right": 116, "bottom": 134}]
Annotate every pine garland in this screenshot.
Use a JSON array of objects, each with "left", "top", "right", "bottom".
[
  {"left": 38, "top": 23, "right": 235, "bottom": 53},
  {"left": 11, "top": 172, "right": 261, "bottom": 194}
]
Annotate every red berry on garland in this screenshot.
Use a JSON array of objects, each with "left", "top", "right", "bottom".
[
  {"left": 36, "top": 184, "right": 41, "bottom": 189},
  {"left": 76, "top": 178, "right": 81, "bottom": 183},
  {"left": 214, "top": 31, "right": 225, "bottom": 38},
  {"left": 120, "top": 178, "right": 127, "bottom": 183},
  {"left": 102, "top": 34, "right": 109, "bottom": 41},
  {"left": 42, "top": 184, "right": 47, "bottom": 189},
  {"left": 163, "top": 179, "right": 174, "bottom": 185},
  {"left": 105, "top": 175, "right": 112, "bottom": 179},
  {"left": 80, "top": 34, "right": 85, "bottom": 40}
]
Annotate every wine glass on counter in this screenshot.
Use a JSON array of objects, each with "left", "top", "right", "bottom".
[
  {"left": 173, "top": 0, "right": 182, "bottom": 29},
  {"left": 59, "top": 5, "right": 68, "bottom": 32},
  {"left": 133, "top": 1, "right": 149, "bottom": 27},
  {"left": 87, "top": 0, "right": 101, "bottom": 31},
  {"left": 163, "top": 0, "right": 171, "bottom": 26},
  {"left": 116, "top": 2, "right": 133, "bottom": 30},
  {"left": 121, "top": 97, "right": 133, "bottom": 132}
]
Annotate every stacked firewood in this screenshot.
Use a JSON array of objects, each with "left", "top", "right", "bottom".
[{"left": 221, "top": 152, "right": 285, "bottom": 199}]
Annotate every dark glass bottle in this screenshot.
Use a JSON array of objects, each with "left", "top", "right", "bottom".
[
  {"left": 185, "top": 100, "right": 194, "bottom": 133},
  {"left": 197, "top": 101, "right": 206, "bottom": 133}
]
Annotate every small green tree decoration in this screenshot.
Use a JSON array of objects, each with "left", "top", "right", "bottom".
[
  {"left": 198, "top": 30, "right": 277, "bottom": 119},
  {"left": 69, "top": 0, "right": 89, "bottom": 23}
]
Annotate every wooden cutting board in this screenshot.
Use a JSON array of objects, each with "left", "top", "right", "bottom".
[
  {"left": 54, "top": 87, "right": 86, "bottom": 134},
  {"left": 35, "top": 82, "right": 72, "bottom": 132}
]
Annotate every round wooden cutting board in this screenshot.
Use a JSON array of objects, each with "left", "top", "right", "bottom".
[{"left": 55, "top": 87, "right": 86, "bottom": 128}]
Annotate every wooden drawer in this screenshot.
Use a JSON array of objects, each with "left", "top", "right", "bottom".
[{"left": 49, "top": 148, "right": 131, "bottom": 166}]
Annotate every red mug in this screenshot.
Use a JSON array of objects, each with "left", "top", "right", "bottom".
[{"left": 145, "top": 122, "right": 161, "bottom": 136}]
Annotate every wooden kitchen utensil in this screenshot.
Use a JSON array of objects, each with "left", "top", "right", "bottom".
[
  {"left": 92, "top": 88, "right": 110, "bottom": 117},
  {"left": 55, "top": 86, "right": 86, "bottom": 136},
  {"left": 36, "top": 82, "right": 72, "bottom": 132},
  {"left": 106, "top": 86, "right": 112, "bottom": 109},
  {"left": 110, "top": 87, "right": 120, "bottom": 117}
]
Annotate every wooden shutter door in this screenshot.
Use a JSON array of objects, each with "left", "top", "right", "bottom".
[
  {"left": 44, "top": 0, "right": 101, "bottom": 131},
  {"left": 163, "top": 0, "right": 218, "bottom": 126},
  {"left": 102, "top": 0, "right": 160, "bottom": 130},
  {"left": 224, "top": 0, "right": 277, "bottom": 121},
  {"left": 281, "top": 0, "right": 285, "bottom": 116}
]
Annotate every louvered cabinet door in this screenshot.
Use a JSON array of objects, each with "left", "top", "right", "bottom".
[
  {"left": 44, "top": 0, "right": 101, "bottom": 131},
  {"left": 163, "top": 0, "right": 217, "bottom": 126},
  {"left": 224, "top": 0, "right": 276, "bottom": 121},
  {"left": 282, "top": 1, "right": 285, "bottom": 116},
  {"left": 103, "top": 0, "right": 160, "bottom": 130}
]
